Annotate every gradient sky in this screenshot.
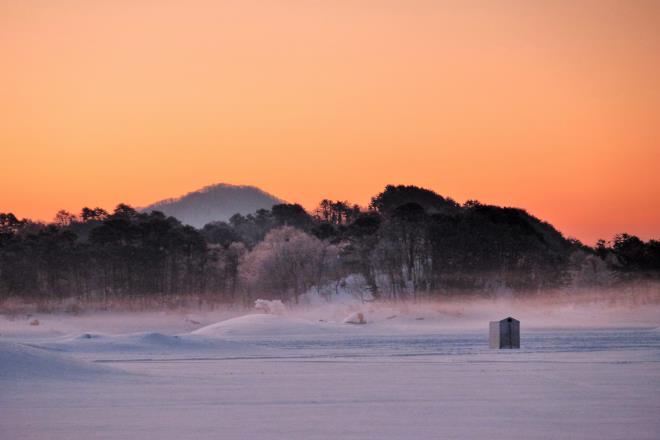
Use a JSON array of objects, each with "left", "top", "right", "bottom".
[{"left": 1, "top": 0, "right": 659, "bottom": 245}]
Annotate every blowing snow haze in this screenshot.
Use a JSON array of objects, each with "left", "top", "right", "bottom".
[{"left": 143, "top": 183, "right": 284, "bottom": 228}]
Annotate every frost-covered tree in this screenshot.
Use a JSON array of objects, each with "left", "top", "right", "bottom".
[{"left": 239, "top": 226, "right": 337, "bottom": 304}]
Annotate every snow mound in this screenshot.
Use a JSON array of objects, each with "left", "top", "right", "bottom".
[
  {"left": 36, "top": 331, "right": 244, "bottom": 354},
  {"left": 57, "top": 332, "right": 183, "bottom": 350},
  {"left": 344, "top": 312, "right": 367, "bottom": 325},
  {"left": 0, "top": 341, "right": 117, "bottom": 380},
  {"left": 192, "top": 314, "right": 339, "bottom": 337}
]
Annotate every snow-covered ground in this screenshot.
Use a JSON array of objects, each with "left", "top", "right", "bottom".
[{"left": 1, "top": 302, "right": 659, "bottom": 439}]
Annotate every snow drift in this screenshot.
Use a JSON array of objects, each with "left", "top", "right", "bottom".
[
  {"left": 0, "top": 341, "right": 118, "bottom": 380},
  {"left": 29, "top": 331, "right": 247, "bottom": 357},
  {"left": 191, "top": 313, "right": 344, "bottom": 337}
]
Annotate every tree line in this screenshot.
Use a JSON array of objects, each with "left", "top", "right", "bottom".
[{"left": 1, "top": 185, "right": 658, "bottom": 305}]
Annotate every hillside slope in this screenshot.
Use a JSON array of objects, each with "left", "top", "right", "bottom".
[{"left": 143, "top": 183, "right": 284, "bottom": 228}]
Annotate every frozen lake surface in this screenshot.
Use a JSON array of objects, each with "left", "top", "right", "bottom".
[{"left": 1, "top": 313, "right": 659, "bottom": 439}]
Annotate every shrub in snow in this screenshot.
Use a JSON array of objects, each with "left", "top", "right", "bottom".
[
  {"left": 344, "top": 312, "right": 366, "bottom": 325},
  {"left": 254, "top": 299, "right": 286, "bottom": 315}
]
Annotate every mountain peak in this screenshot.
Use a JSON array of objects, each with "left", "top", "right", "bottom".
[{"left": 143, "top": 183, "right": 285, "bottom": 228}]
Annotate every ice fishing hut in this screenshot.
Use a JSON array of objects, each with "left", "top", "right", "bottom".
[{"left": 489, "top": 317, "right": 520, "bottom": 349}]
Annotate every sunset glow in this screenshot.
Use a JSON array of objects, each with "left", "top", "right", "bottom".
[{"left": 1, "top": 0, "right": 658, "bottom": 244}]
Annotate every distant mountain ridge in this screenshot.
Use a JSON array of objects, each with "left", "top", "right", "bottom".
[{"left": 143, "top": 183, "right": 285, "bottom": 228}]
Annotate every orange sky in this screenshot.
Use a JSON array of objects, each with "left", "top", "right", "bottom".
[{"left": 1, "top": 0, "right": 658, "bottom": 245}]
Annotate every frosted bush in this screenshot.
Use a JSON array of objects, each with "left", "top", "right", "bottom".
[{"left": 254, "top": 299, "right": 286, "bottom": 315}]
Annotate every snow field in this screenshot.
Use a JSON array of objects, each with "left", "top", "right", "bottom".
[{"left": 1, "top": 305, "right": 659, "bottom": 440}]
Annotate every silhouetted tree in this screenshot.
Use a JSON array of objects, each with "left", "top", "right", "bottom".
[
  {"left": 54, "top": 210, "right": 77, "bottom": 227},
  {"left": 315, "top": 200, "right": 361, "bottom": 225},
  {"left": 370, "top": 185, "right": 459, "bottom": 215},
  {"left": 201, "top": 221, "right": 242, "bottom": 248},
  {"left": 271, "top": 203, "right": 313, "bottom": 230},
  {"left": 81, "top": 207, "right": 108, "bottom": 222}
]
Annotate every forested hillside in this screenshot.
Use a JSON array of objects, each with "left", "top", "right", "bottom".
[{"left": 1, "top": 185, "right": 658, "bottom": 305}]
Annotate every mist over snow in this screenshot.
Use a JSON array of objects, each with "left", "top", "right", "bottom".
[{"left": 2, "top": 289, "right": 660, "bottom": 439}]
